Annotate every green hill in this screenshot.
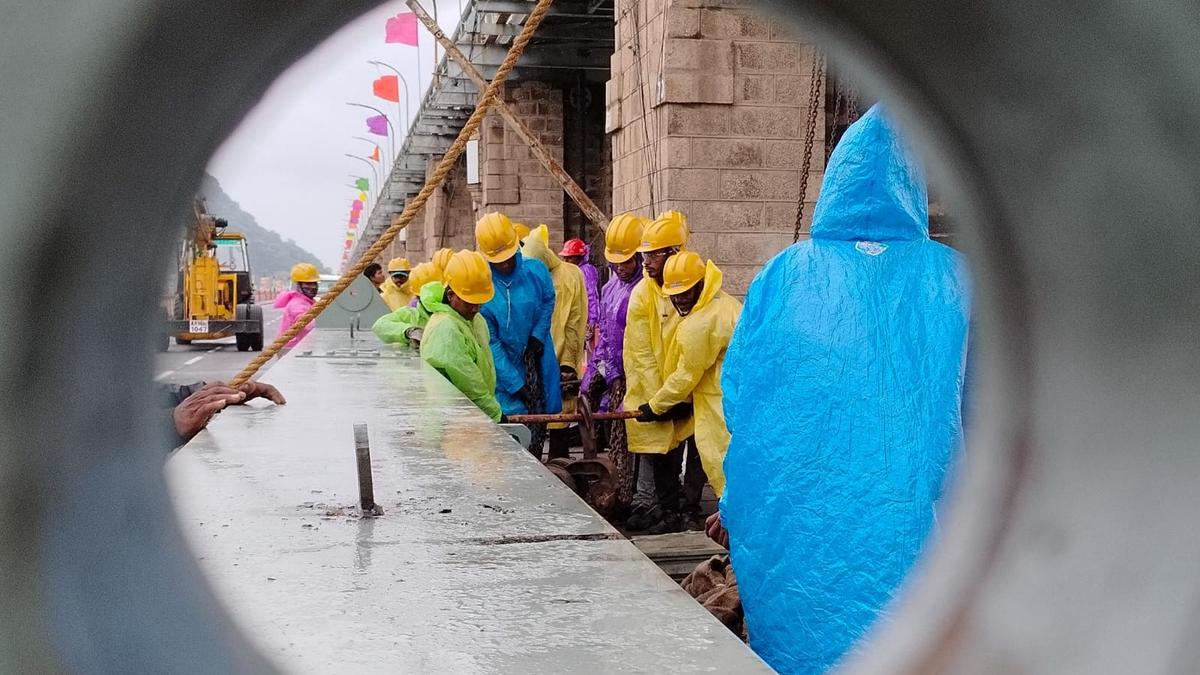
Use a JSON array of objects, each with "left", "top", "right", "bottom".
[{"left": 198, "top": 173, "right": 329, "bottom": 280}]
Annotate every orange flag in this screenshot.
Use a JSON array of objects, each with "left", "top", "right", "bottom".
[{"left": 370, "top": 146, "right": 381, "bottom": 162}]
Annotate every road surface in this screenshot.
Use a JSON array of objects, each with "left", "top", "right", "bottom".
[{"left": 155, "top": 305, "right": 283, "bottom": 386}]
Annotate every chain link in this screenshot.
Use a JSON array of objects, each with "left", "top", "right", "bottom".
[{"left": 793, "top": 48, "right": 825, "bottom": 243}]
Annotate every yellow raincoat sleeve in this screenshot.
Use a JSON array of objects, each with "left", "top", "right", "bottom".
[
  {"left": 421, "top": 314, "right": 503, "bottom": 422},
  {"left": 622, "top": 281, "right": 658, "bottom": 397},
  {"left": 648, "top": 313, "right": 720, "bottom": 415},
  {"left": 559, "top": 267, "right": 588, "bottom": 374}
]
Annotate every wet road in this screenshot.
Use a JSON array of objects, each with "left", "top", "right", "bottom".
[{"left": 154, "top": 305, "right": 283, "bottom": 386}]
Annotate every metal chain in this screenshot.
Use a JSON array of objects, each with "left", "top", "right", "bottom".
[
  {"left": 793, "top": 48, "right": 825, "bottom": 243},
  {"left": 230, "top": 0, "right": 558, "bottom": 387}
]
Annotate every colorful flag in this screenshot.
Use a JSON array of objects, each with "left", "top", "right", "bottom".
[
  {"left": 345, "top": 240, "right": 353, "bottom": 249},
  {"left": 351, "top": 200, "right": 363, "bottom": 213},
  {"left": 370, "top": 145, "right": 381, "bottom": 162},
  {"left": 373, "top": 75, "right": 400, "bottom": 103},
  {"left": 350, "top": 214, "right": 360, "bottom": 225},
  {"left": 358, "top": 192, "right": 369, "bottom": 202},
  {"left": 385, "top": 12, "right": 419, "bottom": 46},
  {"left": 355, "top": 177, "right": 370, "bottom": 192},
  {"left": 366, "top": 115, "right": 389, "bottom": 136}
]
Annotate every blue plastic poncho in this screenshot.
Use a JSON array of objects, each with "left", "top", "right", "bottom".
[
  {"left": 720, "top": 106, "right": 971, "bottom": 674},
  {"left": 481, "top": 250, "right": 563, "bottom": 416}
]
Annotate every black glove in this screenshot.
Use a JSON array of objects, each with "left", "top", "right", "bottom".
[
  {"left": 664, "top": 402, "right": 693, "bottom": 421},
  {"left": 515, "top": 384, "right": 537, "bottom": 406},
  {"left": 526, "top": 337, "right": 544, "bottom": 358},
  {"left": 586, "top": 372, "right": 607, "bottom": 402},
  {"left": 499, "top": 414, "right": 509, "bottom": 424},
  {"left": 637, "top": 403, "right": 664, "bottom": 422}
]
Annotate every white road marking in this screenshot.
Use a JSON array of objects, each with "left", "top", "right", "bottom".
[
  {"left": 154, "top": 370, "right": 175, "bottom": 381},
  {"left": 211, "top": 346, "right": 223, "bottom": 352},
  {"left": 184, "top": 356, "right": 204, "bottom": 366}
]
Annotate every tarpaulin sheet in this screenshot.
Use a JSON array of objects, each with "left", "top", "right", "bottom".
[{"left": 719, "top": 106, "right": 971, "bottom": 674}]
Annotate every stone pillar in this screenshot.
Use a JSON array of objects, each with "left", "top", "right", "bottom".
[
  {"left": 479, "top": 81, "right": 566, "bottom": 244},
  {"left": 608, "top": 0, "right": 824, "bottom": 294}
]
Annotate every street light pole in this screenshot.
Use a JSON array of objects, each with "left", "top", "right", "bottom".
[{"left": 367, "top": 61, "right": 412, "bottom": 135}]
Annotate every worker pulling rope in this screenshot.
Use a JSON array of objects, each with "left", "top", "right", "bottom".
[{"left": 230, "top": 0, "right": 558, "bottom": 387}]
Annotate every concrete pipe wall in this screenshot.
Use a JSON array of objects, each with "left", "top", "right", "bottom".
[{"left": 0, "top": 0, "right": 1196, "bottom": 673}]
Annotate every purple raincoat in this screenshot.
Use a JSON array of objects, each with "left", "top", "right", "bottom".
[
  {"left": 581, "top": 245, "right": 600, "bottom": 327},
  {"left": 588, "top": 261, "right": 642, "bottom": 409}
]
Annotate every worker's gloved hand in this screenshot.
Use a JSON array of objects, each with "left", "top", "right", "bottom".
[
  {"left": 664, "top": 402, "right": 693, "bottom": 421},
  {"left": 174, "top": 383, "right": 246, "bottom": 442},
  {"left": 404, "top": 327, "right": 423, "bottom": 345},
  {"left": 526, "top": 337, "right": 544, "bottom": 358},
  {"left": 514, "top": 384, "right": 537, "bottom": 407},
  {"left": 559, "top": 365, "right": 577, "bottom": 381},
  {"left": 586, "top": 372, "right": 607, "bottom": 402},
  {"left": 636, "top": 403, "right": 664, "bottom": 422},
  {"left": 236, "top": 380, "right": 286, "bottom": 405}
]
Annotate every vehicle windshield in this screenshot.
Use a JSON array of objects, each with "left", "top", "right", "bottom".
[{"left": 213, "top": 237, "right": 248, "bottom": 271}]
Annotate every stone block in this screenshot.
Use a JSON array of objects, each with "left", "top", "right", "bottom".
[
  {"left": 734, "top": 42, "right": 801, "bottom": 72},
  {"left": 606, "top": 83, "right": 622, "bottom": 132},
  {"left": 659, "top": 72, "right": 734, "bottom": 105},
  {"left": 518, "top": 160, "right": 543, "bottom": 174},
  {"left": 666, "top": 5, "right": 701, "bottom": 37},
  {"left": 685, "top": 231, "right": 719, "bottom": 257},
  {"left": 664, "top": 38, "right": 733, "bottom": 72},
  {"left": 686, "top": 200, "right": 764, "bottom": 231},
  {"left": 765, "top": 140, "right": 806, "bottom": 169},
  {"left": 690, "top": 138, "right": 763, "bottom": 168},
  {"left": 720, "top": 264, "right": 765, "bottom": 296},
  {"left": 664, "top": 168, "right": 720, "bottom": 199},
  {"left": 735, "top": 74, "right": 773, "bottom": 103},
  {"left": 485, "top": 158, "right": 516, "bottom": 175},
  {"left": 720, "top": 169, "right": 799, "bottom": 200},
  {"left": 732, "top": 106, "right": 800, "bottom": 138},
  {"left": 484, "top": 188, "right": 520, "bottom": 204},
  {"left": 667, "top": 104, "right": 731, "bottom": 136},
  {"left": 716, "top": 232, "right": 792, "bottom": 263},
  {"left": 484, "top": 173, "right": 519, "bottom": 192},
  {"left": 699, "top": 8, "right": 769, "bottom": 39},
  {"left": 484, "top": 142, "right": 505, "bottom": 160},
  {"left": 763, "top": 200, "right": 815, "bottom": 232},
  {"left": 661, "top": 136, "right": 692, "bottom": 168},
  {"left": 769, "top": 20, "right": 801, "bottom": 42}
]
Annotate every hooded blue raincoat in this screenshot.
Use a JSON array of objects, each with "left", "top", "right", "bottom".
[
  {"left": 720, "top": 106, "right": 971, "bottom": 674},
  {"left": 481, "top": 250, "right": 562, "bottom": 415}
]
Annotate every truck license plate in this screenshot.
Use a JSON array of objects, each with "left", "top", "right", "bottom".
[{"left": 188, "top": 320, "right": 209, "bottom": 334}]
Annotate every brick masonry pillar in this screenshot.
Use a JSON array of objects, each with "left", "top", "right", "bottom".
[
  {"left": 479, "top": 80, "right": 566, "bottom": 247},
  {"left": 608, "top": 0, "right": 824, "bottom": 295}
]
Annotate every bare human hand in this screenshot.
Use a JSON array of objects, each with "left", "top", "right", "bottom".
[
  {"left": 236, "top": 381, "right": 286, "bottom": 405},
  {"left": 173, "top": 383, "right": 245, "bottom": 442},
  {"left": 705, "top": 511, "right": 729, "bottom": 549}
]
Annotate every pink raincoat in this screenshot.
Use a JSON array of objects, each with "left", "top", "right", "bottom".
[{"left": 274, "top": 290, "right": 315, "bottom": 348}]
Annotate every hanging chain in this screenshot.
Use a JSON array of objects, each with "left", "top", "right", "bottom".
[{"left": 793, "top": 48, "right": 825, "bottom": 243}]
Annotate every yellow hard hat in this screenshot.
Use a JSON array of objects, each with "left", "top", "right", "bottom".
[
  {"left": 605, "top": 213, "right": 649, "bottom": 263},
  {"left": 662, "top": 251, "right": 706, "bottom": 296},
  {"left": 637, "top": 210, "right": 689, "bottom": 253},
  {"left": 443, "top": 250, "right": 495, "bottom": 305},
  {"left": 431, "top": 247, "right": 454, "bottom": 273},
  {"left": 387, "top": 257, "right": 411, "bottom": 273},
  {"left": 290, "top": 262, "right": 320, "bottom": 283},
  {"left": 405, "top": 262, "right": 438, "bottom": 293},
  {"left": 475, "top": 212, "right": 519, "bottom": 263},
  {"left": 513, "top": 223, "right": 531, "bottom": 239}
]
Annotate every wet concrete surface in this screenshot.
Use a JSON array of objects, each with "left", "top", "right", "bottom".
[{"left": 165, "top": 330, "right": 770, "bottom": 673}]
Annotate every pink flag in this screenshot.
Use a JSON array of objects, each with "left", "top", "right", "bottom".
[
  {"left": 351, "top": 200, "right": 363, "bottom": 213},
  {"left": 366, "top": 114, "right": 389, "bottom": 136},
  {"left": 385, "top": 12, "right": 419, "bottom": 46}
]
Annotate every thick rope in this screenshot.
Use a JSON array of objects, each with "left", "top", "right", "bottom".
[{"left": 231, "top": 0, "right": 556, "bottom": 386}]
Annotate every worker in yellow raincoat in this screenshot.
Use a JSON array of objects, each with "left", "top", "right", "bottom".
[
  {"left": 522, "top": 225, "right": 589, "bottom": 459},
  {"left": 379, "top": 257, "right": 414, "bottom": 310},
  {"left": 634, "top": 251, "right": 741, "bottom": 496},
  {"left": 623, "top": 211, "right": 696, "bottom": 532},
  {"left": 420, "top": 250, "right": 502, "bottom": 422}
]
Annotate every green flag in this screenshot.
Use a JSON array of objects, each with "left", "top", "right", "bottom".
[{"left": 355, "top": 177, "right": 369, "bottom": 192}]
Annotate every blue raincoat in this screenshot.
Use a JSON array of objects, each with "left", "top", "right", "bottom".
[
  {"left": 481, "top": 250, "right": 563, "bottom": 415},
  {"left": 720, "top": 106, "right": 971, "bottom": 674}
]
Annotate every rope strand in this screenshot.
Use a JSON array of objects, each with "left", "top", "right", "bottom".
[{"left": 230, "top": 0, "right": 557, "bottom": 386}]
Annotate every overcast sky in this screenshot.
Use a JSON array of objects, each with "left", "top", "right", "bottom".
[{"left": 208, "top": 0, "right": 465, "bottom": 270}]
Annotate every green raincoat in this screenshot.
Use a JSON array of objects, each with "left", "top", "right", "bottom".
[
  {"left": 373, "top": 282, "right": 445, "bottom": 346},
  {"left": 420, "top": 295, "right": 503, "bottom": 422}
]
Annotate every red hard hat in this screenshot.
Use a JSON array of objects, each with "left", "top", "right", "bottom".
[{"left": 559, "top": 238, "right": 587, "bottom": 257}]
